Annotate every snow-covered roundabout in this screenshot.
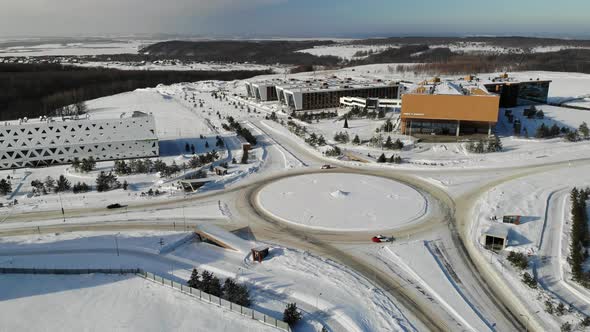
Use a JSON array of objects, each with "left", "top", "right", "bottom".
[{"left": 257, "top": 173, "right": 428, "bottom": 231}]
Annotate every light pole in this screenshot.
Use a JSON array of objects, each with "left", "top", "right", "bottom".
[
  {"left": 316, "top": 292, "right": 322, "bottom": 311},
  {"left": 58, "top": 193, "right": 66, "bottom": 223},
  {"left": 114, "top": 233, "right": 120, "bottom": 257}
]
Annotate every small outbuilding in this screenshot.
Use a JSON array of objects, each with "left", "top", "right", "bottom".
[
  {"left": 214, "top": 166, "right": 228, "bottom": 176},
  {"left": 503, "top": 215, "right": 521, "bottom": 225},
  {"left": 251, "top": 246, "right": 270, "bottom": 263},
  {"left": 481, "top": 225, "right": 509, "bottom": 251}
]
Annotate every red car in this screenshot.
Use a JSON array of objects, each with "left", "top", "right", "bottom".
[{"left": 372, "top": 235, "right": 394, "bottom": 243}]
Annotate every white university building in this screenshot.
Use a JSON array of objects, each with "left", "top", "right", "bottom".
[{"left": 0, "top": 111, "right": 159, "bottom": 170}]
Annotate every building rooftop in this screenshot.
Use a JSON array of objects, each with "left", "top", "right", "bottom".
[
  {"left": 405, "top": 80, "right": 493, "bottom": 97},
  {"left": 1, "top": 111, "right": 151, "bottom": 127},
  {"left": 276, "top": 78, "right": 399, "bottom": 93}
]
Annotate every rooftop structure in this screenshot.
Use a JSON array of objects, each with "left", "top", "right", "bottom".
[
  {"left": 0, "top": 111, "right": 159, "bottom": 170},
  {"left": 339, "top": 96, "right": 402, "bottom": 110}
]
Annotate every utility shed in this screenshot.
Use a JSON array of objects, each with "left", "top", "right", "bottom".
[
  {"left": 214, "top": 166, "right": 228, "bottom": 176},
  {"left": 251, "top": 246, "right": 270, "bottom": 263},
  {"left": 481, "top": 225, "right": 509, "bottom": 251}
]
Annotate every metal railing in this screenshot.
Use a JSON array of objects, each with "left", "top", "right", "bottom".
[{"left": 136, "top": 270, "right": 291, "bottom": 332}]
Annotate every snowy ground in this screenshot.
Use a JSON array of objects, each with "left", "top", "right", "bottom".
[
  {"left": 257, "top": 173, "right": 427, "bottom": 231},
  {"left": 0, "top": 39, "right": 148, "bottom": 57},
  {"left": 0, "top": 230, "right": 415, "bottom": 332},
  {"left": 0, "top": 273, "right": 278, "bottom": 332},
  {"left": 71, "top": 60, "right": 280, "bottom": 72},
  {"left": 297, "top": 41, "right": 590, "bottom": 61},
  {"left": 469, "top": 163, "right": 590, "bottom": 330}
]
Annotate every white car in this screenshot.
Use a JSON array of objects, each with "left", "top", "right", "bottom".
[{"left": 321, "top": 164, "right": 333, "bottom": 170}]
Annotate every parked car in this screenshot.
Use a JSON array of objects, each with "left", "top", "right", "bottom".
[
  {"left": 321, "top": 164, "right": 333, "bottom": 170},
  {"left": 107, "top": 203, "right": 126, "bottom": 209},
  {"left": 371, "top": 235, "right": 394, "bottom": 243}
]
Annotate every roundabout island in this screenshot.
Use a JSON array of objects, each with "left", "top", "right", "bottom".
[{"left": 256, "top": 173, "right": 428, "bottom": 232}]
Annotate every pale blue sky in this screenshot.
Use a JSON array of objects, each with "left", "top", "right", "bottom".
[{"left": 1, "top": 0, "right": 588, "bottom": 37}]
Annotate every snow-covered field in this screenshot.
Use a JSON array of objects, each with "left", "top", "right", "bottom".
[
  {"left": 0, "top": 273, "right": 278, "bottom": 332},
  {"left": 0, "top": 40, "right": 147, "bottom": 57},
  {"left": 297, "top": 44, "right": 395, "bottom": 60},
  {"left": 72, "top": 60, "right": 280, "bottom": 72},
  {"left": 257, "top": 173, "right": 427, "bottom": 231},
  {"left": 297, "top": 41, "right": 590, "bottom": 60}
]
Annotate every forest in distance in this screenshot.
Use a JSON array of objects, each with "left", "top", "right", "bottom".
[{"left": 0, "top": 63, "right": 270, "bottom": 122}]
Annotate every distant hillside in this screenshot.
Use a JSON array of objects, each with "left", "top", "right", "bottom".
[
  {"left": 140, "top": 40, "right": 341, "bottom": 66},
  {"left": 353, "top": 36, "right": 590, "bottom": 48}
]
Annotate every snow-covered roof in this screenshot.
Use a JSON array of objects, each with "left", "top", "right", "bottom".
[
  {"left": 0, "top": 111, "right": 151, "bottom": 127},
  {"left": 483, "top": 224, "right": 509, "bottom": 239}
]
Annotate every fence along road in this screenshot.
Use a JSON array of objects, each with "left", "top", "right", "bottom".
[{"left": 0, "top": 267, "right": 291, "bottom": 332}]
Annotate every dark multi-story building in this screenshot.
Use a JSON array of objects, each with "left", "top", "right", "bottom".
[
  {"left": 484, "top": 78, "right": 551, "bottom": 108},
  {"left": 276, "top": 81, "right": 400, "bottom": 111}
]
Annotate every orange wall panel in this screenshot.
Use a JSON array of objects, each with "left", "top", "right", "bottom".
[{"left": 401, "top": 94, "right": 500, "bottom": 123}]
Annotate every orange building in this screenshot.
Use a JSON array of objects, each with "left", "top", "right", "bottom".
[{"left": 401, "top": 92, "right": 500, "bottom": 136}]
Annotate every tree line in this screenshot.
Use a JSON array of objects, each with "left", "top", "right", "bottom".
[
  {"left": 0, "top": 63, "right": 270, "bottom": 121},
  {"left": 568, "top": 187, "right": 590, "bottom": 285}
]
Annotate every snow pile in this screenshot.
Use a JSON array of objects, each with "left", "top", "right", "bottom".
[{"left": 329, "top": 189, "right": 350, "bottom": 198}]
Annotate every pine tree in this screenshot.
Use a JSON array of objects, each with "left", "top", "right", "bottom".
[
  {"left": 185, "top": 142, "right": 190, "bottom": 153},
  {"left": 580, "top": 122, "right": 590, "bottom": 138},
  {"left": 55, "top": 175, "right": 71, "bottom": 193},
  {"left": 44, "top": 176, "right": 56, "bottom": 192},
  {"left": 187, "top": 268, "right": 200, "bottom": 289},
  {"left": 343, "top": 118, "right": 349, "bottom": 129},
  {"left": 384, "top": 136, "right": 393, "bottom": 149},
  {"left": 550, "top": 124, "right": 561, "bottom": 137},
  {"left": 283, "top": 303, "right": 302, "bottom": 326},
  {"left": 72, "top": 158, "right": 81, "bottom": 172},
  {"left": 352, "top": 135, "right": 360, "bottom": 145},
  {"left": 0, "top": 178, "right": 11, "bottom": 195},
  {"left": 122, "top": 180, "right": 128, "bottom": 191},
  {"left": 377, "top": 153, "right": 387, "bottom": 163}
]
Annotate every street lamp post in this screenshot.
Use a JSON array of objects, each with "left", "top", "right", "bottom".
[
  {"left": 114, "top": 233, "right": 120, "bottom": 257},
  {"left": 316, "top": 292, "right": 322, "bottom": 311}
]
